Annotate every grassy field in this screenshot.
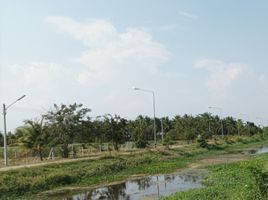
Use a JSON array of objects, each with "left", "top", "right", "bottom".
[
  {"left": 0, "top": 135, "right": 267, "bottom": 200},
  {"left": 0, "top": 140, "right": 186, "bottom": 167},
  {"left": 164, "top": 153, "right": 268, "bottom": 200}
]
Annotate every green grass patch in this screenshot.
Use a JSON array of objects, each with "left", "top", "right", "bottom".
[
  {"left": 164, "top": 154, "right": 268, "bottom": 200},
  {"left": 0, "top": 150, "right": 198, "bottom": 199},
  {"left": 0, "top": 136, "right": 267, "bottom": 199}
]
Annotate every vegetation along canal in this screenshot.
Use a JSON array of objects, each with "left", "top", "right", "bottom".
[{"left": 49, "top": 170, "right": 206, "bottom": 200}]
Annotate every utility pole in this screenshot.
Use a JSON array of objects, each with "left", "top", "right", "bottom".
[
  {"left": 133, "top": 87, "right": 157, "bottom": 148},
  {"left": 161, "top": 118, "right": 164, "bottom": 144},
  {"left": 2, "top": 95, "right": 26, "bottom": 166},
  {"left": 3, "top": 104, "right": 7, "bottom": 166}
]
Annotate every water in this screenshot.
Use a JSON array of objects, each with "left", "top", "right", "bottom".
[
  {"left": 54, "top": 170, "right": 205, "bottom": 200},
  {"left": 247, "top": 146, "right": 268, "bottom": 155},
  {"left": 255, "top": 147, "right": 268, "bottom": 154}
]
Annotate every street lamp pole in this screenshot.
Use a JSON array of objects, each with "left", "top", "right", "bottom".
[
  {"left": 161, "top": 118, "right": 164, "bottom": 144},
  {"left": 208, "top": 112, "right": 211, "bottom": 134},
  {"left": 208, "top": 106, "right": 224, "bottom": 138},
  {"left": 133, "top": 87, "right": 157, "bottom": 148},
  {"left": 3, "top": 104, "right": 7, "bottom": 166},
  {"left": 2, "top": 95, "right": 26, "bottom": 166}
]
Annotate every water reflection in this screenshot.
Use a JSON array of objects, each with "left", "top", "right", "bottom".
[
  {"left": 247, "top": 147, "right": 268, "bottom": 155},
  {"left": 60, "top": 171, "right": 204, "bottom": 200},
  {"left": 81, "top": 184, "right": 130, "bottom": 200},
  {"left": 255, "top": 147, "right": 268, "bottom": 154}
]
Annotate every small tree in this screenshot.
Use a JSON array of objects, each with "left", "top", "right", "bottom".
[
  {"left": 103, "top": 114, "right": 128, "bottom": 150},
  {"left": 185, "top": 128, "right": 197, "bottom": 144},
  {"left": 43, "top": 103, "right": 91, "bottom": 158}
]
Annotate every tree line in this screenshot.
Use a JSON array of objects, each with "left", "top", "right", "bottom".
[{"left": 1, "top": 103, "right": 266, "bottom": 160}]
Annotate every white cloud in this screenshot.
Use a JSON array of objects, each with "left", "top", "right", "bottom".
[
  {"left": 46, "top": 16, "right": 170, "bottom": 89},
  {"left": 178, "top": 10, "right": 199, "bottom": 20},
  {"left": 0, "top": 62, "right": 77, "bottom": 132},
  {"left": 0, "top": 62, "right": 73, "bottom": 102},
  {"left": 45, "top": 17, "right": 117, "bottom": 48},
  {"left": 194, "top": 59, "right": 244, "bottom": 99},
  {"left": 0, "top": 17, "right": 172, "bottom": 131}
]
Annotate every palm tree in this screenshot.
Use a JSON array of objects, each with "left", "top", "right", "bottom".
[
  {"left": 224, "top": 117, "right": 237, "bottom": 135},
  {"left": 18, "top": 119, "right": 47, "bottom": 161}
]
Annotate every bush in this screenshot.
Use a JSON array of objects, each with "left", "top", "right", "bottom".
[
  {"left": 135, "top": 138, "right": 148, "bottom": 148},
  {"left": 197, "top": 135, "right": 209, "bottom": 149},
  {"left": 163, "top": 135, "right": 176, "bottom": 145}
]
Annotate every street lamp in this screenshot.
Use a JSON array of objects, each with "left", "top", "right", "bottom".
[
  {"left": 208, "top": 106, "right": 224, "bottom": 138},
  {"left": 133, "top": 87, "right": 157, "bottom": 148},
  {"left": 2, "top": 95, "right": 26, "bottom": 166}
]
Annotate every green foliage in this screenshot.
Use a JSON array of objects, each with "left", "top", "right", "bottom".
[
  {"left": 43, "top": 103, "right": 91, "bottom": 157},
  {"left": 197, "top": 135, "right": 209, "bottom": 149},
  {"left": 131, "top": 115, "right": 154, "bottom": 147},
  {"left": 0, "top": 132, "right": 3, "bottom": 146},
  {"left": 0, "top": 149, "right": 197, "bottom": 199},
  {"left": 102, "top": 114, "right": 129, "bottom": 150},
  {"left": 18, "top": 119, "right": 48, "bottom": 161},
  {"left": 1, "top": 137, "right": 268, "bottom": 199},
  {"left": 135, "top": 138, "right": 148, "bottom": 148},
  {"left": 6, "top": 102, "right": 266, "bottom": 159},
  {"left": 163, "top": 133, "right": 176, "bottom": 145},
  {"left": 165, "top": 155, "right": 268, "bottom": 200}
]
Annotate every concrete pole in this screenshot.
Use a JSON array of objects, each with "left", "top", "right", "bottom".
[
  {"left": 3, "top": 104, "right": 8, "bottom": 166},
  {"left": 2, "top": 95, "right": 26, "bottom": 166},
  {"left": 133, "top": 87, "right": 157, "bottom": 148},
  {"left": 152, "top": 92, "right": 156, "bottom": 148},
  {"left": 161, "top": 118, "right": 164, "bottom": 144}
]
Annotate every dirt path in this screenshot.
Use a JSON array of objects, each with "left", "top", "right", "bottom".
[
  {"left": 189, "top": 153, "right": 250, "bottom": 169},
  {"left": 0, "top": 144, "right": 251, "bottom": 172},
  {"left": 0, "top": 156, "right": 102, "bottom": 172},
  {"left": 0, "top": 149, "right": 151, "bottom": 172}
]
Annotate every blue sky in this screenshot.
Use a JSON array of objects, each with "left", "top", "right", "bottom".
[{"left": 1, "top": 0, "right": 268, "bottom": 131}]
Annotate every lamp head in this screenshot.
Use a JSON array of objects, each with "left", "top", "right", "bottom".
[{"left": 18, "top": 95, "right": 26, "bottom": 101}]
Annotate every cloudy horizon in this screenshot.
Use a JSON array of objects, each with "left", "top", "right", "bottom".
[{"left": 1, "top": 0, "right": 268, "bottom": 131}]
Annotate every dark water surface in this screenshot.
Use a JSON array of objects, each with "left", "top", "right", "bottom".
[
  {"left": 54, "top": 170, "right": 205, "bottom": 200},
  {"left": 247, "top": 146, "right": 268, "bottom": 155}
]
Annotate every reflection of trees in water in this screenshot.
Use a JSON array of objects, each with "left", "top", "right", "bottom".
[
  {"left": 164, "top": 174, "right": 176, "bottom": 183},
  {"left": 178, "top": 174, "right": 201, "bottom": 183},
  {"left": 164, "top": 173, "right": 201, "bottom": 184},
  {"left": 132, "top": 176, "right": 153, "bottom": 190},
  {"left": 248, "top": 149, "right": 257, "bottom": 154},
  {"left": 83, "top": 183, "right": 130, "bottom": 200},
  {"left": 67, "top": 173, "right": 203, "bottom": 200}
]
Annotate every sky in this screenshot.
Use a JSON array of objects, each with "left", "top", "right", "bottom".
[{"left": 0, "top": 0, "right": 268, "bottom": 131}]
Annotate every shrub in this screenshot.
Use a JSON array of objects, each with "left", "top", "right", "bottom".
[
  {"left": 197, "top": 135, "right": 209, "bottom": 149},
  {"left": 135, "top": 138, "right": 148, "bottom": 148}
]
